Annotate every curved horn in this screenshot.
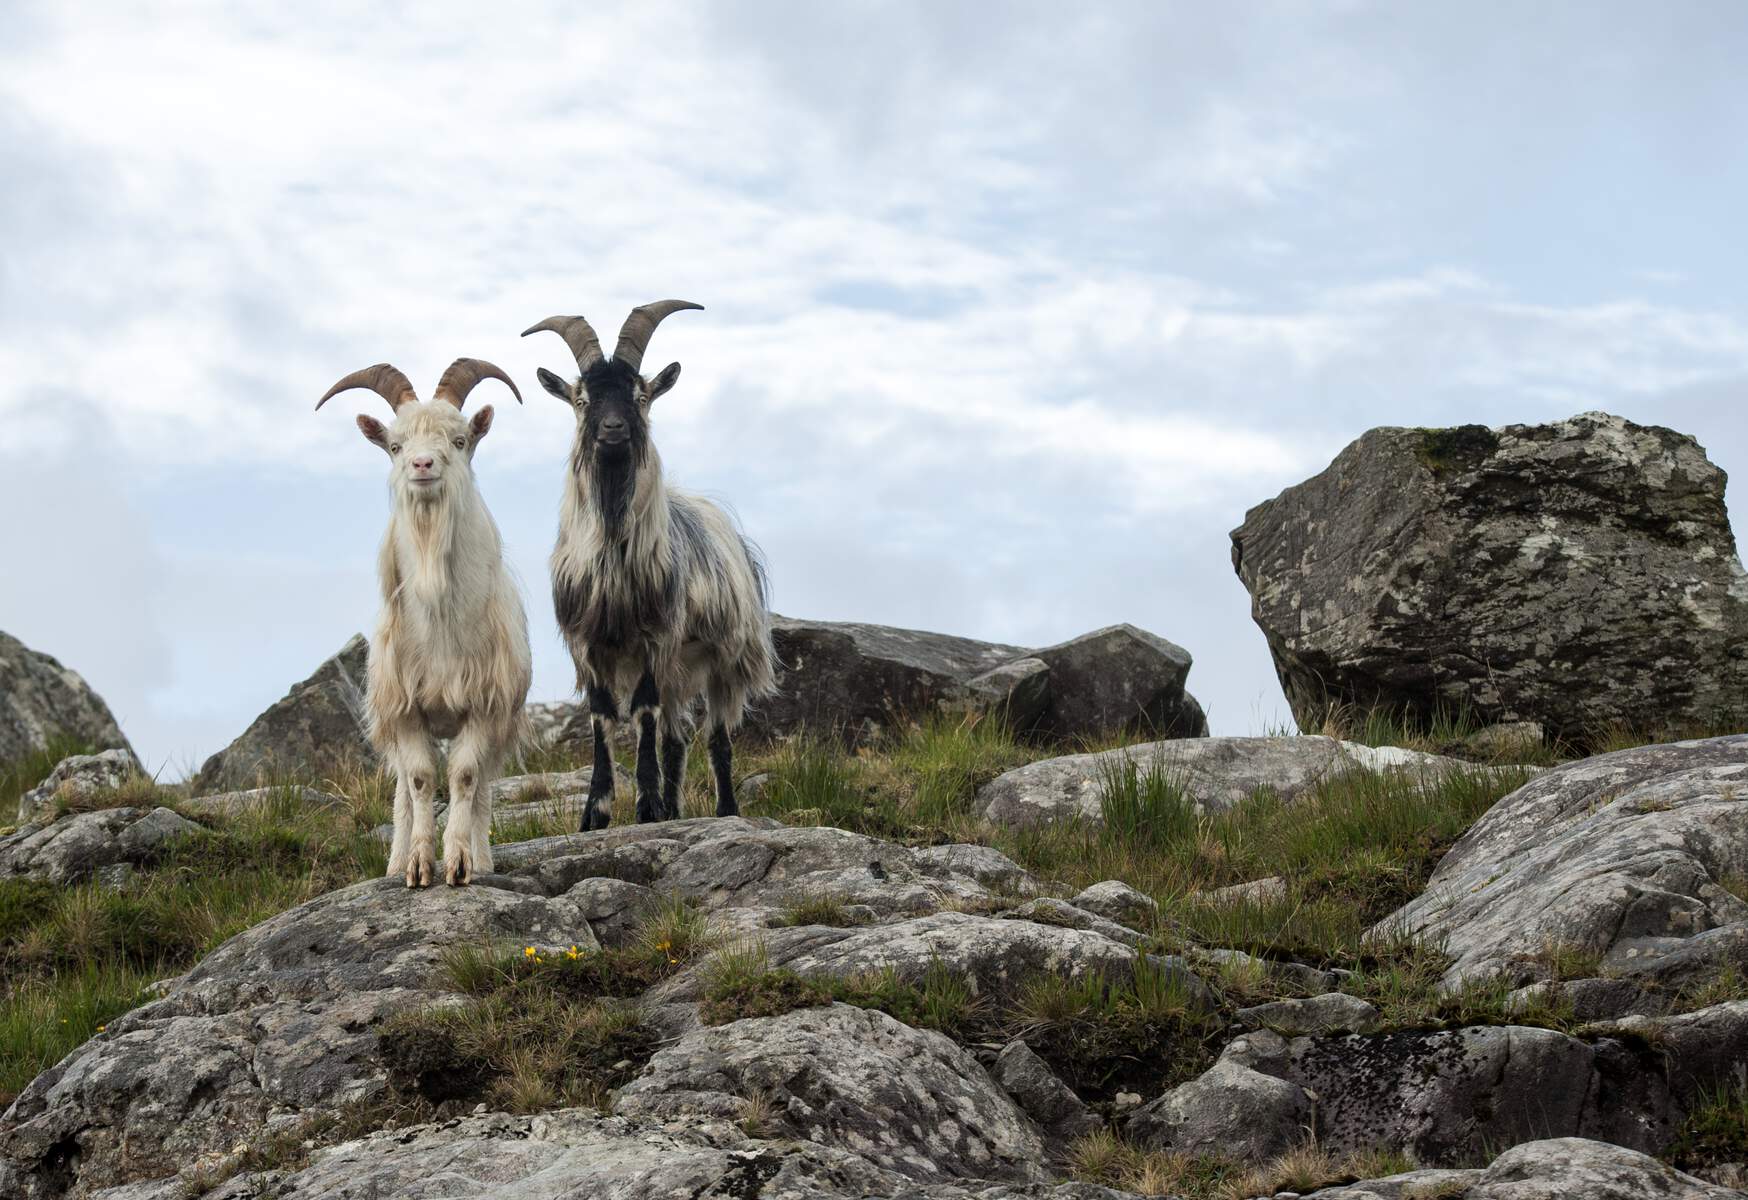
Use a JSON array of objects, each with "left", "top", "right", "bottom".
[
  {"left": 521, "top": 316, "right": 605, "bottom": 373},
  {"left": 613, "top": 300, "right": 703, "bottom": 371},
  {"left": 433, "top": 358, "right": 523, "bottom": 409},
  {"left": 316, "top": 364, "right": 418, "bottom": 413}
]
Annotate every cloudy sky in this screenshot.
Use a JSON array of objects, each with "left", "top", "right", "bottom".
[{"left": 3, "top": 2, "right": 1746, "bottom": 776}]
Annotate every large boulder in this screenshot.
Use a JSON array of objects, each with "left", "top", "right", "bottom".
[
  {"left": 190, "top": 634, "right": 373, "bottom": 793},
  {"left": 1302, "top": 1137, "right": 1740, "bottom": 1199},
  {"left": 616, "top": 1004, "right": 1048, "bottom": 1184},
  {"left": 975, "top": 735, "right": 1508, "bottom": 830},
  {"left": 742, "top": 616, "right": 1205, "bottom": 744},
  {"left": 1231, "top": 413, "right": 1748, "bottom": 737},
  {"left": 0, "top": 630, "right": 132, "bottom": 766},
  {"left": 1374, "top": 736, "right": 1748, "bottom": 990}
]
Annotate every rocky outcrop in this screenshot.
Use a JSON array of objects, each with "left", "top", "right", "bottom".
[
  {"left": 0, "top": 820, "right": 1054, "bottom": 1198},
  {"left": 0, "top": 805, "right": 201, "bottom": 886},
  {"left": 1375, "top": 735, "right": 1748, "bottom": 990},
  {"left": 190, "top": 635, "right": 373, "bottom": 794},
  {"left": 1231, "top": 413, "right": 1748, "bottom": 737},
  {"left": 1133, "top": 1022, "right": 1686, "bottom": 1167},
  {"left": 0, "top": 631, "right": 132, "bottom": 767},
  {"left": 158, "top": 1109, "right": 1144, "bottom": 1200},
  {"left": 1302, "top": 1137, "right": 1740, "bottom": 1199},
  {"left": 15, "top": 749, "right": 144, "bottom": 823},
  {"left": 742, "top": 616, "right": 1207, "bottom": 744},
  {"left": 617, "top": 1004, "right": 1049, "bottom": 1184},
  {"left": 975, "top": 735, "right": 1509, "bottom": 830}
]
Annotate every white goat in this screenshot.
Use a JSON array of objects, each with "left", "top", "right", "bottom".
[
  {"left": 318, "top": 359, "right": 532, "bottom": 887},
  {"left": 524, "top": 302, "right": 775, "bottom": 829}
]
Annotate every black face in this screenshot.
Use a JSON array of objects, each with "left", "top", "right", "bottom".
[{"left": 577, "top": 360, "right": 648, "bottom": 466}]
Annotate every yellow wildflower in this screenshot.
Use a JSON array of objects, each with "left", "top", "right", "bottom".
[{"left": 523, "top": 946, "right": 537, "bottom": 958}]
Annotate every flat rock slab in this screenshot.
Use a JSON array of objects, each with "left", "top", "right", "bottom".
[
  {"left": 1375, "top": 735, "right": 1748, "bottom": 989},
  {"left": 976, "top": 735, "right": 1509, "bottom": 829},
  {"left": 154, "top": 1109, "right": 1145, "bottom": 1200},
  {"left": 617, "top": 1004, "right": 1049, "bottom": 1183},
  {"left": 1302, "top": 1136, "right": 1740, "bottom": 1200},
  {"left": 646, "top": 910, "right": 1196, "bottom": 1006}
]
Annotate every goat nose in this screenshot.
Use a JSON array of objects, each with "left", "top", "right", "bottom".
[
  {"left": 411, "top": 456, "right": 434, "bottom": 470},
  {"left": 602, "top": 415, "right": 627, "bottom": 431}
]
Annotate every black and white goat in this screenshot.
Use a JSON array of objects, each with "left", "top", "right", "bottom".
[
  {"left": 523, "top": 301, "right": 775, "bottom": 828},
  {"left": 317, "top": 359, "right": 532, "bottom": 886}
]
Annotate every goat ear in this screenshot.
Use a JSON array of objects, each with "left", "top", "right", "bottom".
[
  {"left": 537, "top": 368, "right": 574, "bottom": 404},
  {"left": 469, "top": 404, "right": 495, "bottom": 444},
  {"left": 357, "top": 414, "right": 390, "bottom": 451},
  {"left": 647, "top": 361, "right": 681, "bottom": 402}
]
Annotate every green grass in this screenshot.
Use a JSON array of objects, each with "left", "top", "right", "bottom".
[
  {"left": 0, "top": 776, "right": 392, "bottom": 1106},
  {"left": 774, "top": 894, "right": 868, "bottom": 927},
  {"left": 1664, "top": 1079, "right": 1748, "bottom": 1174}
]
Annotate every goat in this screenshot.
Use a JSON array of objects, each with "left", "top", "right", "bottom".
[
  {"left": 523, "top": 301, "right": 775, "bottom": 829},
  {"left": 317, "top": 359, "right": 532, "bottom": 886}
]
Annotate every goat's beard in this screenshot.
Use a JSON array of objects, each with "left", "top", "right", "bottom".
[{"left": 588, "top": 447, "right": 638, "bottom": 537}]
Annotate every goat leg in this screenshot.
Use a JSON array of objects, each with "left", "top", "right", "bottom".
[
  {"left": 631, "top": 670, "right": 663, "bottom": 823},
  {"left": 709, "top": 723, "right": 737, "bottom": 818},
  {"left": 582, "top": 684, "right": 617, "bottom": 831}
]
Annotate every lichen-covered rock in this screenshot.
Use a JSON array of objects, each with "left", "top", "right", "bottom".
[
  {"left": 990, "top": 1040, "right": 1103, "bottom": 1145},
  {"left": 913, "top": 843, "right": 1044, "bottom": 897},
  {"left": 0, "top": 805, "right": 200, "bottom": 885},
  {"left": 0, "top": 630, "right": 133, "bottom": 768},
  {"left": 1235, "top": 992, "right": 1382, "bottom": 1036},
  {"left": 1302, "top": 1137, "right": 1741, "bottom": 1199},
  {"left": 1584, "top": 1000, "right": 1748, "bottom": 1103},
  {"left": 1003, "top": 898, "right": 1146, "bottom": 946},
  {"left": 1070, "top": 881, "right": 1158, "bottom": 928},
  {"left": 976, "top": 735, "right": 1502, "bottom": 830},
  {"left": 648, "top": 911, "right": 1205, "bottom": 1008},
  {"left": 1221, "top": 1024, "right": 1676, "bottom": 1165},
  {"left": 1231, "top": 413, "right": 1748, "bottom": 736},
  {"left": 190, "top": 634, "right": 372, "bottom": 794},
  {"left": 15, "top": 748, "right": 144, "bottom": 822},
  {"left": 177, "top": 1109, "right": 1145, "bottom": 1200},
  {"left": 1125, "top": 1057, "right": 1312, "bottom": 1161},
  {"left": 0, "top": 874, "right": 601, "bottom": 1199},
  {"left": 1374, "top": 736, "right": 1748, "bottom": 990},
  {"left": 616, "top": 1004, "right": 1049, "bottom": 1184}
]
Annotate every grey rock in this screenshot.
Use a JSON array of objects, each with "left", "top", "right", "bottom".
[
  {"left": 0, "top": 805, "right": 201, "bottom": 885},
  {"left": 1027, "top": 624, "right": 1207, "bottom": 740},
  {"left": 1374, "top": 736, "right": 1748, "bottom": 990},
  {"left": 649, "top": 911, "right": 1207, "bottom": 1009},
  {"left": 977, "top": 735, "right": 1505, "bottom": 830},
  {"left": 0, "top": 872, "right": 601, "bottom": 1198},
  {"left": 174, "top": 1108, "right": 1144, "bottom": 1200},
  {"left": 1463, "top": 720, "right": 1547, "bottom": 762},
  {"left": 523, "top": 700, "right": 578, "bottom": 749},
  {"left": 914, "top": 843, "right": 1044, "bottom": 897},
  {"left": 1125, "top": 1057, "right": 1312, "bottom": 1161},
  {"left": 562, "top": 876, "right": 658, "bottom": 948},
  {"left": 742, "top": 615, "right": 1206, "bottom": 745},
  {"left": 1235, "top": 993, "right": 1382, "bottom": 1036},
  {"left": 746, "top": 615, "right": 1031, "bottom": 744},
  {"left": 1508, "top": 977, "right": 1668, "bottom": 1022},
  {"left": 15, "top": 747, "right": 144, "bottom": 822},
  {"left": 991, "top": 1039, "right": 1103, "bottom": 1144},
  {"left": 179, "top": 784, "right": 347, "bottom": 819},
  {"left": 1004, "top": 898, "right": 1146, "bottom": 946},
  {"left": 1303, "top": 1136, "right": 1741, "bottom": 1199},
  {"left": 1231, "top": 413, "right": 1748, "bottom": 737},
  {"left": 616, "top": 1004, "right": 1048, "bottom": 1184},
  {"left": 0, "top": 629, "right": 133, "bottom": 767},
  {"left": 1071, "top": 880, "right": 1159, "bottom": 928},
  {"left": 1220, "top": 1024, "right": 1677, "bottom": 1165},
  {"left": 191, "top": 634, "right": 373, "bottom": 793},
  {"left": 1201, "top": 876, "right": 1290, "bottom": 907},
  {"left": 1584, "top": 1000, "right": 1748, "bottom": 1103},
  {"left": 1192, "top": 948, "right": 1338, "bottom": 994}
]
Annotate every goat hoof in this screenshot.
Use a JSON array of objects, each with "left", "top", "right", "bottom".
[
  {"left": 444, "top": 851, "right": 471, "bottom": 887},
  {"left": 405, "top": 847, "right": 435, "bottom": 889}
]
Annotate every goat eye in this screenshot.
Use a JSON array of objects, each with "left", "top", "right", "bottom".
[
  {"left": 389, "top": 444, "right": 401, "bottom": 455},
  {"left": 453, "top": 437, "right": 466, "bottom": 449}
]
